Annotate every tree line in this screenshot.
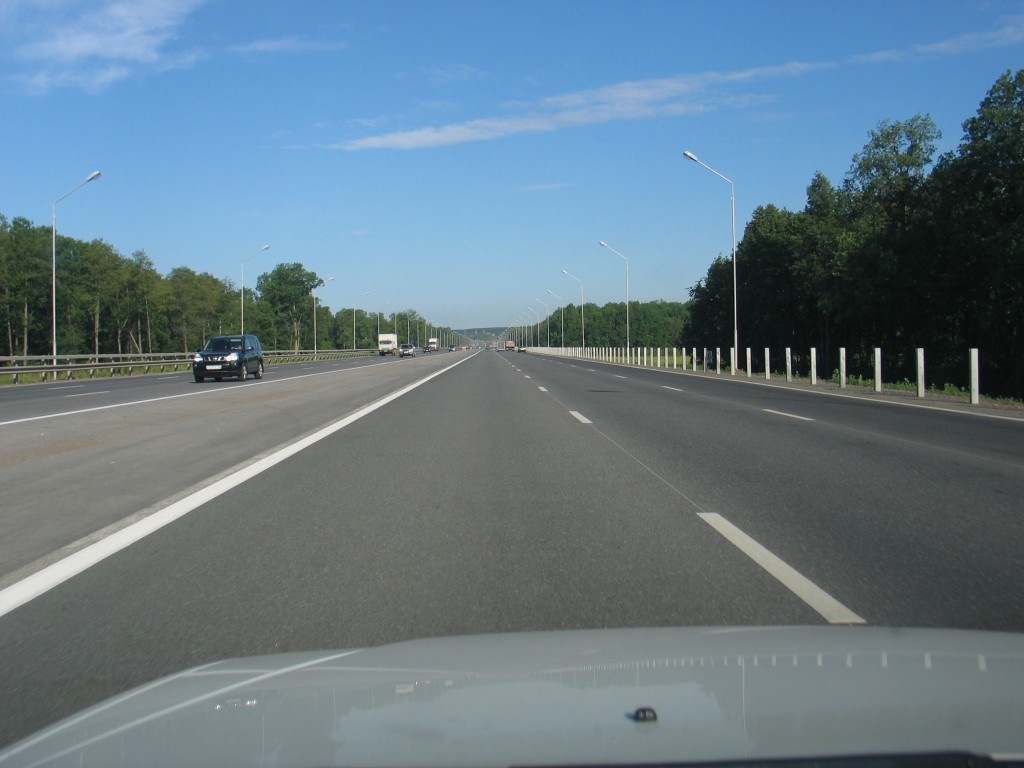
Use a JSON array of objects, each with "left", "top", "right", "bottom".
[
  {"left": 0, "top": 226, "right": 452, "bottom": 356},
  {"left": 686, "top": 70, "right": 1024, "bottom": 398},
  {"left": 513, "top": 299, "right": 689, "bottom": 349}
]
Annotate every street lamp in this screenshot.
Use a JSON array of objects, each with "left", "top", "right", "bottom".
[
  {"left": 562, "top": 269, "right": 585, "bottom": 350},
  {"left": 547, "top": 289, "right": 565, "bottom": 348},
  {"left": 535, "top": 298, "right": 550, "bottom": 347},
  {"left": 526, "top": 307, "right": 540, "bottom": 348},
  {"left": 599, "top": 241, "right": 630, "bottom": 354},
  {"left": 684, "top": 149, "right": 738, "bottom": 375},
  {"left": 240, "top": 244, "right": 270, "bottom": 334},
  {"left": 52, "top": 171, "right": 101, "bottom": 369},
  {"left": 313, "top": 276, "right": 334, "bottom": 358}
]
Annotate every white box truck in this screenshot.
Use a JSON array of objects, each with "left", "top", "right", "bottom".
[
  {"left": 427, "top": 337, "right": 439, "bottom": 352},
  {"left": 378, "top": 333, "right": 398, "bottom": 356}
]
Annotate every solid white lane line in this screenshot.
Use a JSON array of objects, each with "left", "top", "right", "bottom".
[
  {"left": 570, "top": 411, "right": 592, "bottom": 424},
  {"left": 763, "top": 408, "right": 814, "bottom": 422},
  {"left": 0, "top": 355, "right": 476, "bottom": 619},
  {"left": 697, "top": 512, "right": 865, "bottom": 624},
  {"left": 65, "top": 391, "right": 110, "bottom": 398}
]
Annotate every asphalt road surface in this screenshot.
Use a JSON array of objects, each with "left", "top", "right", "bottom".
[{"left": 0, "top": 349, "right": 1022, "bottom": 747}]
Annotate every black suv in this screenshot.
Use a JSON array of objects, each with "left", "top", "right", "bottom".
[{"left": 193, "top": 334, "right": 264, "bottom": 382}]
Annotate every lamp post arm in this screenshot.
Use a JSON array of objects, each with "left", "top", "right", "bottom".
[
  {"left": 51, "top": 171, "right": 101, "bottom": 367},
  {"left": 599, "top": 241, "right": 630, "bottom": 351},
  {"left": 684, "top": 150, "right": 738, "bottom": 374},
  {"left": 240, "top": 244, "right": 269, "bottom": 335}
]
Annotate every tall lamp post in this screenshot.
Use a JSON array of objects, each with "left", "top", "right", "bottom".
[
  {"left": 535, "top": 298, "right": 550, "bottom": 347},
  {"left": 313, "top": 276, "right": 334, "bottom": 358},
  {"left": 547, "top": 289, "right": 565, "bottom": 348},
  {"left": 561, "top": 269, "right": 585, "bottom": 350},
  {"left": 684, "top": 150, "right": 738, "bottom": 375},
  {"left": 241, "top": 244, "right": 270, "bottom": 334},
  {"left": 52, "top": 171, "right": 101, "bottom": 369},
  {"left": 526, "top": 307, "right": 540, "bottom": 348},
  {"left": 599, "top": 241, "right": 630, "bottom": 354}
]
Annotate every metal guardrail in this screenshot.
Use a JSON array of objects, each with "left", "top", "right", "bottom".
[{"left": 0, "top": 349, "right": 378, "bottom": 384}]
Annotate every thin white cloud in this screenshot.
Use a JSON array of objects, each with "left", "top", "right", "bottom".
[
  {"left": 852, "top": 13, "right": 1024, "bottom": 64},
  {"left": 11, "top": 0, "right": 205, "bottom": 93},
  {"left": 341, "top": 13, "right": 1024, "bottom": 153},
  {"left": 229, "top": 36, "right": 346, "bottom": 55},
  {"left": 423, "top": 63, "right": 488, "bottom": 86},
  {"left": 342, "top": 61, "right": 829, "bottom": 151},
  {"left": 851, "top": 49, "right": 907, "bottom": 65},
  {"left": 915, "top": 14, "right": 1024, "bottom": 55}
]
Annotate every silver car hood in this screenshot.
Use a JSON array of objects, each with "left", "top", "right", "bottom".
[{"left": 2, "top": 626, "right": 1023, "bottom": 767}]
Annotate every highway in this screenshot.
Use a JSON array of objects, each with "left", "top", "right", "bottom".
[{"left": 0, "top": 348, "right": 1022, "bottom": 747}]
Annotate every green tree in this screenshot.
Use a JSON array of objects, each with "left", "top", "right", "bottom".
[
  {"left": 60, "top": 238, "right": 124, "bottom": 356},
  {"left": 923, "top": 70, "right": 1024, "bottom": 396},
  {"left": 794, "top": 173, "right": 852, "bottom": 362},
  {"left": 0, "top": 217, "right": 50, "bottom": 356},
  {"left": 687, "top": 255, "right": 734, "bottom": 351},
  {"left": 125, "top": 250, "right": 162, "bottom": 354},
  {"left": 166, "top": 267, "right": 234, "bottom": 352},
  {"left": 734, "top": 204, "right": 805, "bottom": 361},
  {"left": 255, "top": 263, "right": 323, "bottom": 351},
  {"left": 841, "top": 115, "right": 941, "bottom": 376}
]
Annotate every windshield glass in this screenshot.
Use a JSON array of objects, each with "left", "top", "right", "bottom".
[{"left": 205, "top": 337, "right": 243, "bottom": 352}]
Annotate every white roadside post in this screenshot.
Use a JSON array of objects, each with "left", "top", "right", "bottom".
[
  {"left": 970, "top": 348, "right": 980, "bottom": 405},
  {"left": 917, "top": 348, "right": 926, "bottom": 398}
]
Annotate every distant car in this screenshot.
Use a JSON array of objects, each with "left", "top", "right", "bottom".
[
  {"left": 193, "top": 334, "right": 264, "bottom": 382},
  {"left": 399, "top": 343, "right": 416, "bottom": 357},
  {"left": 449, "top": 345, "right": 456, "bottom": 352}
]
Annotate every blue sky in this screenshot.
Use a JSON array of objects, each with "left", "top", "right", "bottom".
[{"left": 2, "top": 1, "right": 1023, "bottom": 330}]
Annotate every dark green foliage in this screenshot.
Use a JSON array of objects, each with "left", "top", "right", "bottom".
[
  {"left": 686, "top": 71, "right": 1024, "bottom": 398},
  {"left": 527, "top": 300, "right": 688, "bottom": 349},
  {"left": 0, "top": 220, "right": 452, "bottom": 357}
]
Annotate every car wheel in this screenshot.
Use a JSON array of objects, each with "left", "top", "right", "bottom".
[
  {"left": 194, "top": 374, "right": 204, "bottom": 383},
  {"left": 238, "top": 364, "right": 246, "bottom": 381},
  {"left": 254, "top": 361, "right": 264, "bottom": 379}
]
